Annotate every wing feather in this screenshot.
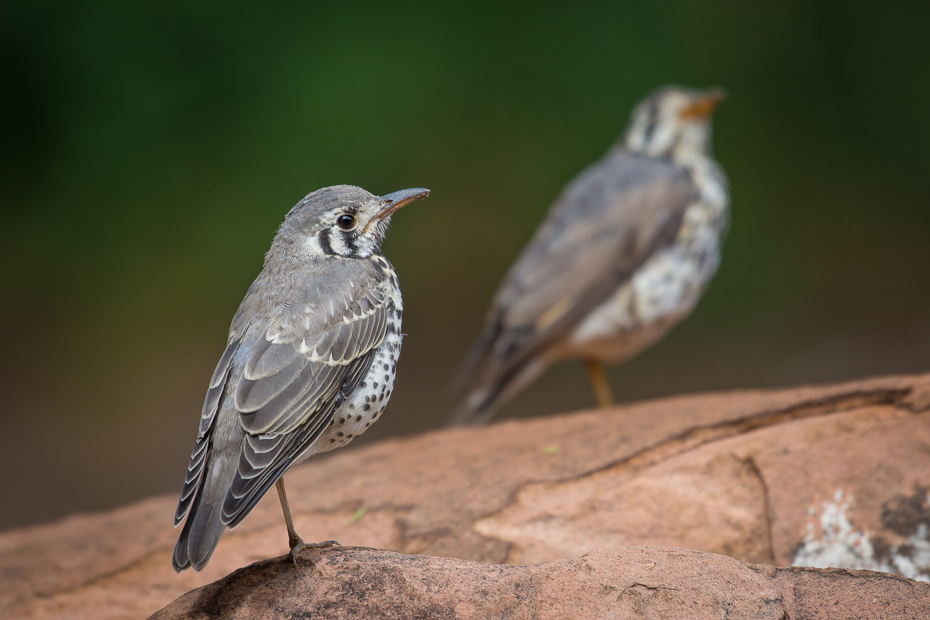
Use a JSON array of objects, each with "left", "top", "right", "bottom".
[
  {"left": 240, "top": 433, "right": 288, "bottom": 473},
  {"left": 222, "top": 396, "right": 339, "bottom": 528},
  {"left": 235, "top": 355, "right": 307, "bottom": 414},
  {"left": 174, "top": 337, "right": 242, "bottom": 526},
  {"left": 327, "top": 320, "right": 354, "bottom": 363},
  {"left": 243, "top": 338, "right": 300, "bottom": 380},
  {"left": 260, "top": 364, "right": 345, "bottom": 435}
]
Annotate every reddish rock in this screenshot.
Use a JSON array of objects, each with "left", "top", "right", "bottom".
[
  {"left": 2, "top": 373, "right": 929, "bottom": 619},
  {"left": 150, "top": 546, "right": 928, "bottom": 620}
]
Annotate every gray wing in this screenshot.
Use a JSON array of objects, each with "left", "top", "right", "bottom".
[
  {"left": 174, "top": 337, "right": 242, "bottom": 526},
  {"left": 455, "top": 151, "right": 697, "bottom": 416},
  {"left": 220, "top": 261, "right": 391, "bottom": 528}
]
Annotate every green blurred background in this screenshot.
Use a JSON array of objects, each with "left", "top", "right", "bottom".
[{"left": 2, "top": 2, "right": 929, "bottom": 532}]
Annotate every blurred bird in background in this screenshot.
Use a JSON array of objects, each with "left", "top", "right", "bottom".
[
  {"left": 172, "top": 185, "right": 429, "bottom": 571},
  {"left": 452, "top": 87, "right": 728, "bottom": 425}
]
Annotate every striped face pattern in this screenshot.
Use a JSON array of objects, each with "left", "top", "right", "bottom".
[{"left": 299, "top": 197, "right": 395, "bottom": 259}]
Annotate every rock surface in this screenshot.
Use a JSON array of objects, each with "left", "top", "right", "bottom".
[
  {"left": 151, "top": 546, "right": 929, "bottom": 620},
  {"left": 2, "top": 373, "right": 930, "bottom": 619}
]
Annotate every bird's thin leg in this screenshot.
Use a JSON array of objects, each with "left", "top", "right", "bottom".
[
  {"left": 275, "top": 477, "right": 339, "bottom": 565},
  {"left": 584, "top": 360, "right": 614, "bottom": 409}
]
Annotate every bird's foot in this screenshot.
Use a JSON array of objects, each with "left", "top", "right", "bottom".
[{"left": 288, "top": 537, "right": 341, "bottom": 566}]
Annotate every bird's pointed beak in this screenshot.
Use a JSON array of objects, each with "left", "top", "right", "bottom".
[
  {"left": 372, "top": 188, "right": 431, "bottom": 224},
  {"left": 680, "top": 89, "right": 726, "bottom": 120}
]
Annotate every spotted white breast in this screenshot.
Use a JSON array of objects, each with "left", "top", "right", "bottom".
[{"left": 305, "top": 256, "right": 403, "bottom": 455}]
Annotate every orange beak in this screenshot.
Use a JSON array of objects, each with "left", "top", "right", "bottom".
[{"left": 680, "top": 90, "right": 726, "bottom": 120}]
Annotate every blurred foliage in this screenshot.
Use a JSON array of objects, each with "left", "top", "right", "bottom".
[{"left": 1, "top": 1, "right": 929, "bottom": 530}]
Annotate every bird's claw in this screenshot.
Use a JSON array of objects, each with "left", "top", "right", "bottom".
[{"left": 288, "top": 537, "right": 341, "bottom": 566}]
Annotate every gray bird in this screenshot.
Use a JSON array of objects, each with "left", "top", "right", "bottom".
[
  {"left": 452, "top": 87, "right": 728, "bottom": 425},
  {"left": 172, "top": 184, "right": 429, "bottom": 572}
]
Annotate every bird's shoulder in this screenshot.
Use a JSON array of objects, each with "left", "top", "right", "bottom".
[
  {"left": 228, "top": 255, "right": 394, "bottom": 344},
  {"left": 539, "top": 150, "right": 696, "bottom": 243}
]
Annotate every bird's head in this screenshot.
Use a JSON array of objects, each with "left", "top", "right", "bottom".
[
  {"left": 275, "top": 185, "right": 430, "bottom": 259},
  {"left": 621, "top": 87, "right": 725, "bottom": 162}
]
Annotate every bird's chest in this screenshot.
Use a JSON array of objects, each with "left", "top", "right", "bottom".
[
  {"left": 630, "top": 195, "right": 728, "bottom": 317},
  {"left": 316, "top": 279, "right": 403, "bottom": 453}
]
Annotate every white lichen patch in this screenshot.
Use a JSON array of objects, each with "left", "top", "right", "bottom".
[
  {"left": 793, "top": 489, "right": 876, "bottom": 569},
  {"left": 792, "top": 488, "right": 930, "bottom": 582},
  {"left": 887, "top": 523, "right": 930, "bottom": 581}
]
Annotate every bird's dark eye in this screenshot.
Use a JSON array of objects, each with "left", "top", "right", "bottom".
[{"left": 336, "top": 214, "right": 356, "bottom": 231}]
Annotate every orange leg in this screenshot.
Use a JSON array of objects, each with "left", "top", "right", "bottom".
[{"left": 584, "top": 360, "right": 614, "bottom": 409}]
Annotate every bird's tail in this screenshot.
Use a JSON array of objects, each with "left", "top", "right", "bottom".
[
  {"left": 450, "top": 320, "right": 501, "bottom": 394},
  {"left": 449, "top": 357, "right": 546, "bottom": 426},
  {"left": 172, "top": 453, "right": 238, "bottom": 572}
]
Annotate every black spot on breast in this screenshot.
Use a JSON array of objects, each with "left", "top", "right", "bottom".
[
  {"left": 337, "top": 432, "right": 344, "bottom": 437},
  {"left": 329, "top": 438, "right": 336, "bottom": 443},
  {"left": 364, "top": 404, "right": 371, "bottom": 411},
  {"left": 355, "top": 415, "right": 362, "bottom": 422}
]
